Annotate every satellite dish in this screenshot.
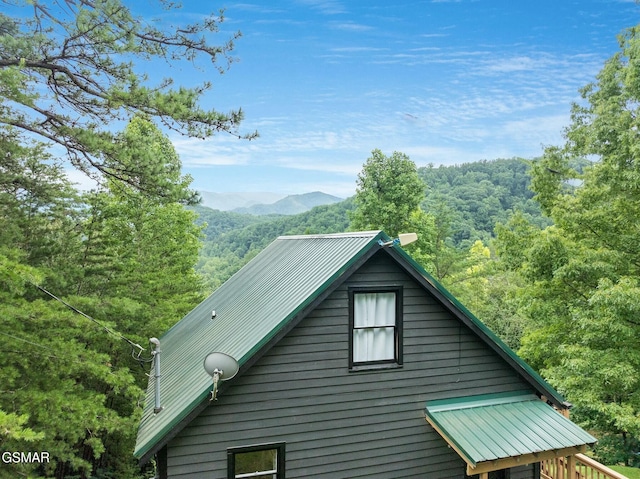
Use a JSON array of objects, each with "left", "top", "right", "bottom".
[
  {"left": 203, "top": 352, "right": 239, "bottom": 379},
  {"left": 203, "top": 352, "right": 239, "bottom": 401},
  {"left": 398, "top": 232, "right": 418, "bottom": 246}
]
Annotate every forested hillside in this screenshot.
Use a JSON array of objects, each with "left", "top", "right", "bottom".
[
  {"left": 194, "top": 158, "right": 546, "bottom": 289},
  {"left": 196, "top": 198, "right": 354, "bottom": 289},
  {"left": 418, "top": 158, "right": 551, "bottom": 247}
]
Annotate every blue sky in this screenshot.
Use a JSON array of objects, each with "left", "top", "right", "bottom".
[{"left": 144, "top": 1, "right": 638, "bottom": 197}]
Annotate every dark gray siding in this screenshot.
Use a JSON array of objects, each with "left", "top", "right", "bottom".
[
  {"left": 166, "top": 251, "right": 536, "bottom": 479},
  {"left": 511, "top": 464, "right": 539, "bottom": 479}
]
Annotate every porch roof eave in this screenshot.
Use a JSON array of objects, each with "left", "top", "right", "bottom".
[{"left": 424, "top": 391, "right": 597, "bottom": 475}]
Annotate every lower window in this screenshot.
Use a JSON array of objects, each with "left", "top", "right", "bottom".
[{"left": 227, "top": 443, "right": 285, "bottom": 479}]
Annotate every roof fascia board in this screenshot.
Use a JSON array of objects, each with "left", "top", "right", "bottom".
[
  {"left": 138, "top": 233, "right": 386, "bottom": 464},
  {"left": 468, "top": 446, "right": 587, "bottom": 476},
  {"left": 382, "top": 246, "right": 566, "bottom": 408}
]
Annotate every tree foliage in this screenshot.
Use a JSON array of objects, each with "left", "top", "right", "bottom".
[
  {"left": 350, "top": 149, "right": 425, "bottom": 237},
  {"left": 0, "top": 0, "right": 255, "bottom": 202},
  {"left": 502, "top": 23, "right": 640, "bottom": 465},
  {"left": 348, "top": 149, "right": 441, "bottom": 273},
  {"left": 0, "top": 122, "right": 203, "bottom": 477},
  {"left": 419, "top": 158, "right": 551, "bottom": 247}
]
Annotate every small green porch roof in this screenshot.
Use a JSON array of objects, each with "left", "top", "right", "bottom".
[{"left": 425, "top": 392, "right": 597, "bottom": 473}]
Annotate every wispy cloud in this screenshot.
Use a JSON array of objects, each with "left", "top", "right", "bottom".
[
  {"left": 329, "top": 21, "right": 374, "bottom": 32},
  {"left": 173, "top": 137, "right": 254, "bottom": 167},
  {"left": 295, "top": 0, "right": 346, "bottom": 15},
  {"left": 330, "top": 46, "right": 387, "bottom": 53},
  {"left": 410, "top": 46, "right": 443, "bottom": 51}
]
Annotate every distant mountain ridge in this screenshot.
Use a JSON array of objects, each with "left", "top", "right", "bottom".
[
  {"left": 198, "top": 191, "right": 343, "bottom": 215},
  {"left": 232, "top": 191, "right": 343, "bottom": 216},
  {"left": 198, "top": 191, "right": 285, "bottom": 211}
]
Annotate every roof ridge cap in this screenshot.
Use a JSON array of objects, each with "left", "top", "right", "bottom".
[{"left": 277, "top": 231, "right": 382, "bottom": 240}]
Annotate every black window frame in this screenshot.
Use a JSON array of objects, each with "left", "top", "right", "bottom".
[
  {"left": 348, "top": 286, "right": 403, "bottom": 369},
  {"left": 227, "top": 442, "right": 286, "bottom": 479}
]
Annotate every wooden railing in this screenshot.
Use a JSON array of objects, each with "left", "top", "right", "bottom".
[{"left": 540, "top": 453, "right": 629, "bottom": 479}]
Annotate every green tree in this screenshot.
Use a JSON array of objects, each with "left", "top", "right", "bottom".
[
  {"left": 0, "top": 123, "right": 203, "bottom": 477},
  {"left": 427, "top": 201, "right": 465, "bottom": 282},
  {"left": 0, "top": 0, "right": 256, "bottom": 202},
  {"left": 350, "top": 149, "right": 426, "bottom": 237},
  {"left": 0, "top": 139, "right": 142, "bottom": 478},
  {"left": 509, "top": 23, "right": 640, "bottom": 465},
  {"left": 349, "top": 149, "right": 440, "bottom": 273},
  {"left": 0, "top": 131, "right": 82, "bottom": 273}
]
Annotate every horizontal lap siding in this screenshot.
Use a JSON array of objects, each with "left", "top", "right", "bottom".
[
  {"left": 167, "top": 251, "right": 533, "bottom": 479},
  {"left": 511, "top": 464, "right": 538, "bottom": 479}
]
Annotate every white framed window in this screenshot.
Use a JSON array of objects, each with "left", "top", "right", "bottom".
[
  {"left": 227, "top": 443, "right": 285, "bottom": 479},
  {"left": 349, "top": 287, "right": 402, "bottom": 368}
]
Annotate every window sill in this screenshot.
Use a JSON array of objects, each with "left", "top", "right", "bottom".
[{"left": 349, "top": 363, "right": 403, "bottom": 373}]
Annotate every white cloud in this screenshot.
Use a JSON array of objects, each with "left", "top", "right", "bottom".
[
  {"left": 65, "top": 168, "right": 99, "bottom": 191},
  {"left": 329, "top": 21, "right": 374, "bottom": 32},
  {"left": 330, "top": 46, "right": 387, "bottom": 52},
  {"left": 173, "top": 137, "right": 253, "bottom": 167},
  {"left": 295, "top": 0, "right": 346, "bottom": 15}
]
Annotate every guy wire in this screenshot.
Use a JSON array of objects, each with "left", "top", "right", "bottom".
[{"left": 32, "top": 283, "right": 153, "bottom": 366}]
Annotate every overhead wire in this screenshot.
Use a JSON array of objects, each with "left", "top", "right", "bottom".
[
  {"left": 0, "top": 330, "right": 60, "bottom": 353},
  {"left": 0, "top": 330, "right": 95, "bottom": 364},
  {"left": 30, "top": 283, "right": 154, "bottom": 367}
]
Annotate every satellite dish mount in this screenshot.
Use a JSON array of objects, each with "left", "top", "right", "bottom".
[
  {"left": 203, "top": 352, "right": 239, "bottom": 401},
  {"left": 378, "top": 232, "right": 418, "bottom": 248}
]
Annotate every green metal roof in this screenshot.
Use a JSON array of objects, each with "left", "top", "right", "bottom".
[
  {"left": 425, "top": 392, "right": 597, "bottom": 469},
  {"left": 134, "top": 231, "right": 569, "bottom": 464},
  {"left": 134, "top": 231, "right": 385, "bottom": 461}
]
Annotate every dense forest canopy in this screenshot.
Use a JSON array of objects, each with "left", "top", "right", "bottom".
[{"left": 418, "top": 158, "right": 551, "bottom": 247}]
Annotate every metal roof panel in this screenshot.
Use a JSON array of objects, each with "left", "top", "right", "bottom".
[
  {"left": 425, "top": 392, "right": 597, "bottom": 467},
  {"left": 134, "top": 231, "right": 384, "bottom": 460}
]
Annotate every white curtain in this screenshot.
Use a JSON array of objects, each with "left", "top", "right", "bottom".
[{"left": 353, "top": 292, "right": 396, "bottom": 362}]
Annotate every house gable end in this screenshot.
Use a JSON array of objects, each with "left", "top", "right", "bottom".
[
  {"left": 165, "top": 246, "right": 536, "bottom": 478},
  {"left": 136, "top": 231, "right": 565, "bottom": 472}
]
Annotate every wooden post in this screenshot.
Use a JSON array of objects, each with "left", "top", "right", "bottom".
[
  {"left": 557, "top": 457, "right": 565, "bottom": 479},
  {"left": 479, "top": 473, "right": 488, "bottom": 479},
  {"left": 566, "top": 455, "right": 576, "bottom": 479}
]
